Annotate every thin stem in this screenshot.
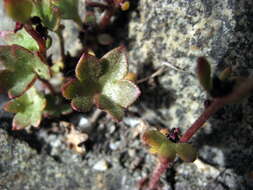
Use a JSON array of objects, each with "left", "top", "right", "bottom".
[
  {"left": 85, "top": 0, "right": 110, "bottom": 9},
  {"left": 147, "top": 158, "right": 170, "bottom": 190},
  {"left": 137, "top": 67, "right": 167, "bottom": 84},
  {"left": 56, "top": 29, "right": 65, "bottom": 63},
  {"left": 24, "top": 24, "right": 46, "bottom": 56},
  {"left": 180, "top": 98, "right": 224, "bottom": 143}
]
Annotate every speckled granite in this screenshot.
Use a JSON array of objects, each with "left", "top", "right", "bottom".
[{"left": 128, "top": 0, "right": 253, "bottom": 189}]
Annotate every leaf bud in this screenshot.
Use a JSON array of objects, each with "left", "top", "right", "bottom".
[{"left": 196, "top": 56, "right": 212, "bottom": 93}]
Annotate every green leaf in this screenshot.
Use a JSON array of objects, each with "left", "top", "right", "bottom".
[
  {"left": 0, "top": 45, "right": 50, "bottom": 98},
  {"left": 196, "top": 57, "right": 212, "bottom": 92},
  {"left": 53, "top": 0, "right": 82, "bottom": 24},
  {"left": 75, "top": 53, "right": 101, "bottom": 82},
  {"left": 94, "top": 94, "right": 125, "bottom": 121},
  {"left": 101, "top": 80, "right": 140, "bottom": 108},
  {"left": 175, "top": 143, "right": 197, "bottom": 162},
  {"left": 0, "top": 29, "right": 39, "bottom": 51},
  {"left": 4, "top": 87, "right": 46, "bottom": 130},
  {"left": 61, "top": 47, "right": 140, "bottom": 121},
  {"left": 142, "top": 130, "right": 168, "bottom": 147},
  {"left": 44, "top": 94, "right": 72, "bottom": 117},
  {"left": 99, "top": 46, "right": 128, "bottom": 84},
  {"left": 158, "top": 141, "right": 176, "bottom": 161},
  {"left": 32, "top": 0, "right": 61, "bottom": 31}
]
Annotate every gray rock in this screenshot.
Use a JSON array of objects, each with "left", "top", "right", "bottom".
[{"left": 128, "top": 0, "right": 253, "bottom": 189}]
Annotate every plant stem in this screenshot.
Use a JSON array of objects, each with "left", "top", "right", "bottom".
[
  {"left": 56, "top": 29, "right": 65, "bottom": 63},
  {"left": 180, "top": 98, "right": 224, "bottom": 143},
  {"left": 147, "top": 158, "right": 170, "bottom": 190},
  {"left": 24, "top": 24, "right": 46, "bottom": 56}
]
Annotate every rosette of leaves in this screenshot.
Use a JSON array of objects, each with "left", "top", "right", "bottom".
[
  {"left": 3, "top": 87, "right": 46, "bottom": 130},
  {"left": 142, "top": 130, "right": 197, "bottom": 162},
  {"left": 0, "top": 45, "right": 50, "bottom": 98},
  {"left": 62, "top": 46, "right": 140, "bottom": 121}
]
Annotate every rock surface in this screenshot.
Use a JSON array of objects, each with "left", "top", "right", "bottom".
[
  {"left": 0, "top": 0, "right": 253, "bottom": 190},
  {"left": 128, "top": 0, "right": 253, "bottom": 189}
]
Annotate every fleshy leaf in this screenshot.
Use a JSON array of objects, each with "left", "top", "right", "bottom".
[
  {"left": 142, "top": 130, "right": 168, "bottom": 147},
  {"left": 94, "top": 94, "right": 125, "bottom": 121},
  {"left": 175, "top": 143, "right": 197, "bottom": 162},
  {"left": 158, "top": 141, "right": 176, "bottom": 161},
  {"left": 4, "top": 87, "right": 46, "bottom": 130},
  {"left": 32, "top": 0, "right": 61, "bottom": 31},
  {"left": 71, "top": 96, "right": 94, "bottom": 112},
  {"left": 0, "top": 29, "right": 39, "bottom": 51},
  {"left": 61, "top": 46, "right": 140, "bottom": 121},
  {"left": 44, "top": 94, "right": 72, "bottom": 117},
  {"left": 196, "top": 57, "right": 212, "bottom": 92},
  {"left": 0, "top": 45, "right": 50, "bottom": 97},
  {"left": 101, "top": 80, "right": 140, "bottom": 108},
  {"left": 53, "top": 0, "right": 81, "bottom": 24},
  {"left": 75, "top": 53, "right": 101, "bottom": 82},
  {"left": 99, "top": 46, "right": 128, "bottom": 84}
]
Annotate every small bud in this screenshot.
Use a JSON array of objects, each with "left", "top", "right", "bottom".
[
  {"left": 4, "top": 0, "right": 33, "bottom": 23},
  {"left": 142, "top": 130, "right": 167, "bottom": 147},
  {"left": 175, "top": 143, "right": 197, "bottom": 162},
  {"left": 158, "top": 141, "right": 176, "bottom": 161},
  {"left": 121, "top": 1, "right": 130, "bottom": 11},
  {"left": 124, "top": 72, "right": 137, "bottom": 83},
  {"left": 196, "top": 57, "right": 212, "bottom": 92}
]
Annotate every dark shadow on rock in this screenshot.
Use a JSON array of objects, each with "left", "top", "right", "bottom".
[{"left": 136, "top": 62, "right": 176, "bottom": 107}]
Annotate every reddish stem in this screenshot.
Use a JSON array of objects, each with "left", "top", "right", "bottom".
[
  {"left": 24, "top": 24, "right": 46, "bottom": 56},
  {"left": 99, "top": 9, "right": 114, "bottom": 29},
  {"left": 180, "top": 98, "right": 224, "bottom": 143},
  {"left": 147, "top": 158, "right": 170, "bottom": 190},
  {"left": 85, "top": 0, "right": 110, "bottom": 9}
]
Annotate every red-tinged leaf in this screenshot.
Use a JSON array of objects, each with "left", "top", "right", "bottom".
[
  {"left": 61, "top": 46, "right": 140, "bottom": 120},
  {"left": 71, "top": 96, "right": 94, "bottom": 112},
  {"left": 196, "top": 57, "right": 212, "bottom": 92},
  {"left": 4, "top": 87, "right": 46, "bottom": 130},
  {"left": 0, "top": 29, "right": 39, "bottom": 51},
  {"left": 99, "top": 46, "right": 128, "bottom": 84},
  {"left": 75, "top": 53, "right": 101, "bottom": 82},
  {"left": 0, "top": 45, "right": 50, "bottom": 98}
]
